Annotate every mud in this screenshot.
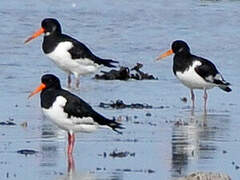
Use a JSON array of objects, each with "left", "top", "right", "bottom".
[{"left": 1, "top": 0, "right": 240, "bottom": 180}]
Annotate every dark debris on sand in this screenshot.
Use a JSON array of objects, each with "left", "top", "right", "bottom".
[
  {"left": 96, "top": 167, "right": 155, "bottom": 174},
  {"left": 99, "top": 150, "right": 135, "bottom": 158},
  {"left": 99, "top": 99, "right": 169, "bottom": 109},
  {"left": 17, "top": 149, "right": 38, "bottom": 156},
  {"left": 109, "top": 150, "right": 136, "bottom": 158},
  {"left": 95, "top": 63, "right": 158, "bottom": 80},
  {"left": 0, "top": 121, "right": 16, "bottom": 126},
  {"left": 100, "top": 100, "right": 152, "bottom": 109},
  {"left": 115, "top": 168, "right": 155, "bottom": 174}
]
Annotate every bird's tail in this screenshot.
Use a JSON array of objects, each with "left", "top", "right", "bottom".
[
  {"left": 95, "top": 112, "right": 124, "bottom": 134},
  {"left": 108, "top": 121, "right": 124, "bottom": 134},
  {"left": 92, "top": 55, "right": 119, "bottom": 67},
  {"left": 215, "top": 80, "right": 232, "bottom": 92},
  {"left": 100, "top": 59, "right": 119, "bottom": 68},
  {"left": 219, "top": 84, "right": 232, "bottom": 92},
  {"left": 212, "top": 73, "right": 232, "bottom": 92}
]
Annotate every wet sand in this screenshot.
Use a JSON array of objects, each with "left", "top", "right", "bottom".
[{"left": 1, "top": 0, "right": 240, "bottom": 179}]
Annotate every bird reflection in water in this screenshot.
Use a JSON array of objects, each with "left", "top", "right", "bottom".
[
  {"left": 61, "top": 154, "right": 122, "bottom": 180},
  {"left": 40, "top": 123, "right": 122, "bottom": 180},
  {"left": 54, "top": 154, "right": 96, "bottom": 180},
  {"left": 67, "top": 154, "right": 75, "bottom": 176},
  {"left": 171, "top": 112, "right": 230, "bottom": 178}
]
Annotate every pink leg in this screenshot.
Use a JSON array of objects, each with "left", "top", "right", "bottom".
[
  {"left": 67, "top": 132, "right": 75, "bottom": 155},
  {"left": 203, "top": 89, "right": 208, "bottom": 114},
  {"left": 67, "top": 153, "right": 75, "bottom": 173}
]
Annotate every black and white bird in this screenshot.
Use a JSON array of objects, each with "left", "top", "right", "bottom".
[
  {"left": 28, "top": 74, "right": 123, "bottom": 155},
  {"left": 25, "top": 18, "right": 118, "bottom": 88},
  {"left": 156, "top": 40, "right": 231, "bottom": 112}
]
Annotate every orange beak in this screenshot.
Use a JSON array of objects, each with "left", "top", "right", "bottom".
[
  {"left": 24, "top": 27, "right": 45, "bottom": 44},
  {"left": 156, "top": 49, "right": 174, "bottom": 60},
  {"left": 28, "top": 83, "right": 46, "bottom": 99}
]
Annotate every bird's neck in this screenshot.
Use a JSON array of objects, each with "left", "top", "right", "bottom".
[
  {"left": 40, "top": 88, "right": 59, "bottom": 108},
  {"left": 42, "top": 33, "right": 61, "bottom": 54},
  {"left": 173, "top": 53, "right": 193, "bottom": 74}
]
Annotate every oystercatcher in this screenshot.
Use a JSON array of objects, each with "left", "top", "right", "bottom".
[
  {"left": 25, "top": 18, "right": 118, "bottom": 88},
  {"left": 156, "top": 40, "right": 231, "bottom": 112},
  {"left": 28, "top": 74, "right": 123, "bottom": 155}
]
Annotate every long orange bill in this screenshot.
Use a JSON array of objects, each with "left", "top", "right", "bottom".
[
  {"left": 156, "top": 49, "right": 174, "bottom": 60},
  {"left": 28, "top": 83, "right": 46, "bottom": 99},
  {"left": 24, "top": 27, "right": 45, "bottom": 44}
]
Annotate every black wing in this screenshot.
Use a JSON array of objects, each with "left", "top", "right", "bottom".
[
  {"left": 194, "top": 56, "right": 219, "bottom": 81},
  {"left": 62, "top": 34, "right": 118, "bottom": 67},
  {"left": 194, "top": 56, "right": 232, "bottom": 92},
  {"left": 62, "top": 90, "right": 123, "bottom": 133}
]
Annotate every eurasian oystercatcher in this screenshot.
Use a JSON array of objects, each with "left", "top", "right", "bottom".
[
  {"left": 156, "top": 40, "right": 231, "bottom": 112},
  {"left": 25, "top": 18, "right": 118, "bottom": 88},
  {"left": 28, "top": 74, "right": 123, "bottom": 155}
]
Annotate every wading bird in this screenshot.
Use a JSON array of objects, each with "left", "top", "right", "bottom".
[
  {"left": 25, "top": 18, "right": 118, "bottom": 88},
  {"left": 28, "top": 74, "right": 123, "bottom": 155},
  {"left": 157, "top": 40, "right": 231, "bottom": 113}
]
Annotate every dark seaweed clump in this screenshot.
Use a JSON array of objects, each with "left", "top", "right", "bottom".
[
  {"left": 17, "top": 149, "right": 38, "bottom": 156},
  {"left": 99, "top": 99, "right": 169, "bottom": 109},
  {"left": 109, "top": 150, "right": 135, "bottom": 158},
  {"left": 95, "top": 63, "right": 158, "bottom": 80},
  {"left": 99, "top": 99, "right": 153, "bottom": 109},
  {"left": 0, "top": 121, "right": 16, "bottom": 126}
]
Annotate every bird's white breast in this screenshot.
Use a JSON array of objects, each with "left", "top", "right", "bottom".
[
  {"left": 42, "top": 96, "right": 68, "bottom": 130},
  {"left": 46, "top": 42, "right": 101, "bottom": 77},
  {"left": 176, "top": 61, "right": 215, "bottom": 89}
]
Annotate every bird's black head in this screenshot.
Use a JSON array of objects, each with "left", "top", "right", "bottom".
[
  {"left": 28, "top": 74, "right": 61, "bottom": 98},
  {"left": 24, "top": 18, "right": 62, "bottom": 44},
  {"left": 171, "top": 40, "right": 190, "bottom": 54},
  {"left": 156, "top": 40, "right": 191, "bottom": 60},
  {"left": 41, "top": 18, "right": 62, "bottom": 36},
  {"left": 41, "top": 74, "right": 61, "bottom": 89}
]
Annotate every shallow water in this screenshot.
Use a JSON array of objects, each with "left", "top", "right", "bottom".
[{"left": 1, "top": 0, "right": 240, "bottom": 179}]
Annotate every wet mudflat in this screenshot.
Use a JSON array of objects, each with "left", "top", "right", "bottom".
[{"left": 1, "top": 0, "right": 240, "bottom": 179}]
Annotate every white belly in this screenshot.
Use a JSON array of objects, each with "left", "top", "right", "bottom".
[
  {"left": 46, "top": 42, "right": 101, "bottom": 77},
  {"left": 175, "top": 62, "right": 215, "bottom": 90}
]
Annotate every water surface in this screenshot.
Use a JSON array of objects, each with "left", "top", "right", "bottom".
[{"left": 0, "top": 0, "right": 240, "bottom": 179}]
